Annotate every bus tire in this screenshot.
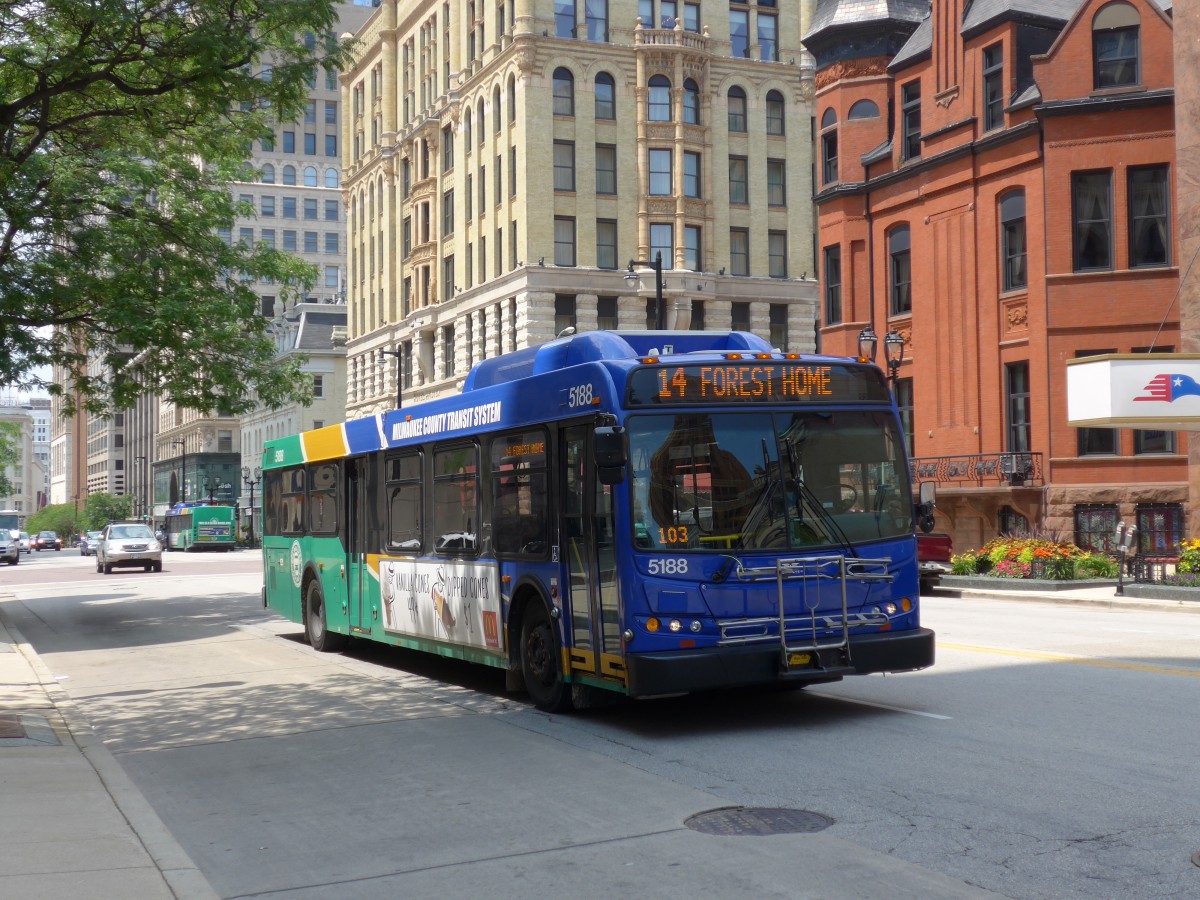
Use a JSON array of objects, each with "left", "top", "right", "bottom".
[
  {"left": 305, "top": 580, "right": 347, "bottom": 653},
  {"left": 520, "top": 602, "right": 571, "bottom": 712}
]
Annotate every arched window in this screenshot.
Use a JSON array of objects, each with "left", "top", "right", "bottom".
[
  {"left": 888, "top": 225, "right": 912, "bottom": 314},
  {"left": 477, "top": 98, "right": 486, "bottom": 143},
  {"left": 493, "top": 86, "right": 502, "bottom": 131},
  {"left": 553, "top": 67, "right": 574, "bottom": 116},
  {"left": 325, "top": 168, "right": 339, "bottom": 188},
  {"left": 848, "top": 99, "right": 879, "bottom": 119},
  {"left": 727, "top": 86, "right": 747, "bottom": 132},
  {"left": 261, "top": 163, "right": 275, "bottom": 184},
  {"left": 304, "top": 166, "right": 318, "bottom": 187},
  {"left": 595, "top": 71, "right": 616, "bottom": 120},
  {"left": 648, "top": 74, "right": 671, "bottom": 122},
  {"left": 1093, "top": 2, "right": 1140, "bottom": 89},
  {"left": 464, "top": 108, "right": 472, "bottom": 148},
  {"left": 508, "top": 75, "right": 517, "bottom": 123},
  {"left": 820, "top": 109, "right": 838, "bottom": 185},
  {"left": 765, "top": 90, "right": 784, "bottom": 135},
  {"left": 999, "top": 191, "right": 1027, "bottom": 291},
  {"left": 683, "top": 79, "right": 700, "bottom": 125},
  {"left": 283, "top": 165, "right": 296, "bottom": 186}
]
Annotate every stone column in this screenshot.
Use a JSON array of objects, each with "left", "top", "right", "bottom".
[
  {"left": 618, "top": 293, "right": 648, "bottom": 329},
  {"left": 1179, "top": 8, "right": 1200, "bottom": 536},
  {"left": 576, "top": 294, "right": 600, "bottom": 333}
]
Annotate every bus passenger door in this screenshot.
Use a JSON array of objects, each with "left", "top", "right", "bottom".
[
  {"left": 562, "top": 426, "right": 622, "bottom": 686},
  {"left": 346, "top": 457, "right": 370, "bottom": 633}
]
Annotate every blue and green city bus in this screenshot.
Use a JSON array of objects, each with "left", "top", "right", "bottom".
[
  {"left": 261, "top": 331, "right": 934, "bottom": 710},
  {"left": 164, "top": 503, "right": 236, "bottom": 551}
]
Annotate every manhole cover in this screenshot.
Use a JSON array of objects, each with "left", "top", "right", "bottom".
[{"left": 685, "top": 807, "right": 833, "bottom": 836}]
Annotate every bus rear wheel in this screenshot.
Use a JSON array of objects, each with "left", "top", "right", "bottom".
[
  {"left": 305, "top": 580, "right": 347, "bottom": 653},
  {"left": 520, "top": 603, "right": 570, "bottom": 712}
]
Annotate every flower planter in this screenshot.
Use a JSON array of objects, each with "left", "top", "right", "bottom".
[{"left": 940, "top": 575, "right": 1118, "bottom": 592}]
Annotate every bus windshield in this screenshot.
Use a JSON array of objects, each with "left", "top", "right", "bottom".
[{"left": 628, "top": 410, "right": 913, "bottom": 552}]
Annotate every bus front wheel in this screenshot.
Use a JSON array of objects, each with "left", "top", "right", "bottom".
[
  {"left": 520, "top": 603, "right": 570, "bottom": 712},
  {"left": 305, "top": 580, "right": 347, "bottom": 653}
]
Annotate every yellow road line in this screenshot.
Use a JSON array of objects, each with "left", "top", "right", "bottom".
[{"left": 938, "top": 641, "right": 1200, "bottom": 678}]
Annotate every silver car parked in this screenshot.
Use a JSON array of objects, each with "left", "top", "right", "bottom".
[
  {"left": 1, "top": 529, "right": 19, "bottom": 566},
  {"left": 96, "top": 522, "right": 163, "bottom": 574}
]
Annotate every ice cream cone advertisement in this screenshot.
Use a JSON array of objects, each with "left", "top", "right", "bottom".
[{"left": 378, "top": 558, "right": 501, "bottom": 650}]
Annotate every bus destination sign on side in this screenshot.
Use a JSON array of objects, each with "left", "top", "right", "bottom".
[{"left": 627, "top": 363, "right": 890, "bottom": 406}]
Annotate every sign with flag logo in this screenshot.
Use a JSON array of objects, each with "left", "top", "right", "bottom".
[{"left": 1067, "top": 354, "right": 1200, "bottom": 429}]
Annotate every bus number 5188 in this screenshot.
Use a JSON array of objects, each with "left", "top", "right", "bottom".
[{"left": 647, "top": 558, "right": 689, "bottom": 575}]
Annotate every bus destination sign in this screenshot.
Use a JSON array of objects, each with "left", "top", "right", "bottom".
[{"left": 627, "top": 363, "right": 890, "bottom": 406}]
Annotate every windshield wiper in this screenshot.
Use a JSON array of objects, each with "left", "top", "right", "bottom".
[{"left": 789, "top": 474, "right": 861, "bottom": 558}]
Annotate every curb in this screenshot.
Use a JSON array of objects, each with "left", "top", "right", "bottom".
[
  {"left": 0, "top": 603, "right": 219, "bottom": 900},
  {"left": 931, "top": 584, "right": 1200, "bottom": 613}
]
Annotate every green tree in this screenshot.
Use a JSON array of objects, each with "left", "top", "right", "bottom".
[
  {"left": 83, "top": 492, "right": 134, "bottom": 532},
  {"left": 0, "top": 0, "right": 352, "bottom": 415},
  {"left": 25, "top": 502, "right": 79, "bottom": 539},
  {"left": 0, "top": 421, "right": 18, "bottom": 497}
]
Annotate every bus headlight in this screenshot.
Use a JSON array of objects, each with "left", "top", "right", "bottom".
[
  {"left": 883, "top": 601, "right": 897, "bottom": 615},
  {"left": 690, "top": 620, "right": 702, "bottom": 633},
  {"left": 646, "top": 617, "right": 661, "bottom": 633},
  {"left": 668, "top": 619, "right": 682, "bottom": 633}
]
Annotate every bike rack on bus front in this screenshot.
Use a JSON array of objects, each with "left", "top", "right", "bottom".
[{"left": 718, "top": 555, "right": 894, "bottom": 673}]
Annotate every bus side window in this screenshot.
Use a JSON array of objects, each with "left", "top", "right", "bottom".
[
  {"left": 309, "top": 463, "right": 338, "bottom": 534},
  {"left": 433, "top": 443, "right": 479, "bottom": 555},
  {"left": 263, "top": 471, "right": 283, "bottom": 535},
  {"left": 490, "top": 429, "right": 549, "bottom": 557}
]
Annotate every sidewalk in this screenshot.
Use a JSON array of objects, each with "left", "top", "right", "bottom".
[
  {"left": 1, "top": 580, "right": 1192, "bottom": 900},
  {"left": 931, "top": 577, "right": 1200, "bottom": 611},
  {"left": 0, "top": 612, "right": 217, "bottom": 900}
]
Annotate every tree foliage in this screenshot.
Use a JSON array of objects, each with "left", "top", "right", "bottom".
[
  {"left": 0, "top": 0, "right": 353, "bottom": 415},
  {"left": 25, "top": 501, "right": 79, "bottom": 538},
  {"left": 83, "top": 492, "right": 134, "bottom": 531},
  {"left": 0, "top": 420, "right": 18, "bottom": 497}
]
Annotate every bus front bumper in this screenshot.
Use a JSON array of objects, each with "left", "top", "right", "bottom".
[{"left": 624, "top": 628, "right": 935, "bottom": 698}]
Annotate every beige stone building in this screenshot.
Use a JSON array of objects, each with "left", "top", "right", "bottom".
[{"left": 342, "top": 0, "right": 820, "bottom": 418}]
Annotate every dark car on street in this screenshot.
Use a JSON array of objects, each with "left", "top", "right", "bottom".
[{"left": 34, "top": 531, "right": 62, "bottom": 551}]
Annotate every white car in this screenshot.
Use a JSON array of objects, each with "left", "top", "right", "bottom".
[
  {"left": 18, "top": 530, "right": 31, "bottom": 553},
  {"left": 96, "top": 522, "right": 163, "bottom": 574}
]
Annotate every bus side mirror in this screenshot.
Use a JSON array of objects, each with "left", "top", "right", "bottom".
[
  {"left": 916, "top": 481, "right": 936, "bottom": 533},
  {"left": 594, "top": 425, "right": 627, "bottom": 485},
  {"left": 916, "top": 482, "right": 936, "bottom": 532}
]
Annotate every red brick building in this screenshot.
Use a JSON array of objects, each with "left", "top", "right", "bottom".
[{"left": 806, "top": 0, "right": 1179, "bottom": 553}]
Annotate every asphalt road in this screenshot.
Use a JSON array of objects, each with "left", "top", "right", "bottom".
[{"left": 2, "top": 551, "right": 1199, "bottom": 899}]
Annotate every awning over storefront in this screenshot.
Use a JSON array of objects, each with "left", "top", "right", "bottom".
[{"left": 1067, "top": 354, "right": 1200, "bottom": 429}]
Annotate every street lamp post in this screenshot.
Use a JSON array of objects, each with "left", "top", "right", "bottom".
[
  {"left": 379, "top": 348, "right": 404, "bottom": 410},
  {"left": 171, "top": 440, "right": 186, "bottom": 505},
  {"left": 624, "top": 251, "right": 665, "bottom": 330},
  {"left": 241, "top": 466, "right": 262, "bottom": 548},
  {"left": 205, "top": 478, "right": 218, "bottom": 505},
  {"left": 856, "top": 326, "right": 878, "bottom": 363},
  {"left": 134, "top": 455, "right": 146, "bottom": 518},
  {"left": 883, "top": 329, "right": 906, "bottom": 389}
]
